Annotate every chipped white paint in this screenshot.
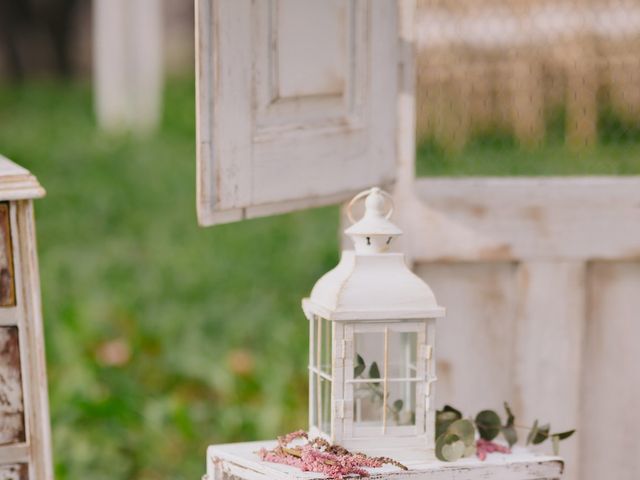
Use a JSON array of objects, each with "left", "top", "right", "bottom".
[
  {"left": 195, "top": 0, "right": 398, "bottom": 225},
  {"left": 0, "top": 157, "right": 52, "bottom": 479},
  {"left": 205, "top": 441, "right": 564, "bottom": 480},
  {"left": 0, "top": 328, "right": 24, "bottom": 446}
]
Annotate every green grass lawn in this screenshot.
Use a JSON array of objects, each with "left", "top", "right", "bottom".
[
  {"left": 0, "top": 79, "right": 340, "bottom": 480},
  {"left": 2, "top": 77, "right": 639, "bottom": 480},
  {"left": 416, "top": 110, "right": 640, "bottom": 176}
]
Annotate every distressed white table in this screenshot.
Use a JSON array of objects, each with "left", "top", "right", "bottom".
[{"left": 205, "top": 441, "right": 564, "bottom": 480}]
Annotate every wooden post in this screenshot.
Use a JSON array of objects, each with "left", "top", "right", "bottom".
[
  {"left": 92, "top": 0, "right": 164, "bottom": 133},
  {"left": 513, "top": 261, "right": 586, "bottom": 480}
]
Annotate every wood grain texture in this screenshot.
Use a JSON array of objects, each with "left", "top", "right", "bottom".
[
  {"left": 14, "top": 201, "right": 53, "bottom": 480},
  {"left": 0, "top": 159, "right": 52, "bottom": 478},
  {"left": 511, "top": 262, "right": 585, "bottom": 480},
  {"left": 196, "top": 0, "right": 398, "bottom": 225},
  {"left": 0, "top": 327, "right": 25, "bottom": 446},
  {"left": 0, "top": 157, "right": 45, "bottom": 202},
  {"left": 580, "top": 262, "right": 640, "bottom": 480},
  {"left": 409, "top": 177, "right": 640, "bottom": 261},
  {"left": 0, "top": 204, "right": 15, "bottom": 307},
  {"left": 0, "top": 463, "right": 27, "bottom": 480},
  {"left": 415, "top": 263, "right": 518, "bottom": 416}
]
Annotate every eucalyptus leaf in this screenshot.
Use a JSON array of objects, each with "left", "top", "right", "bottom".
[
  {"left": 503, "top": 402, "right": 515, "bottom": 426},
  {"left": 502, "top": 425, "right": 518, "bottom": 448},
  {"left": 354, "top": 354, "right": 366, "bottom": 378},
  {"left": 447, "top": 419, "right": 476, "bottom": 447},
  {"left": 435, "top": 433, "right": 465, "bottom": 462},
  {"left": 464, "top": 444, "right": 477, "bottom": 458},
  {"left": 442, "top": 441, "right": 465, "bottom": 462},
  {"left": 554, "top": 429, "right": 576, "bottom": 441},
  {"left": 526, "top": 420, "right": 539, "bottom": 446},
  {"left": 393, "top": 399, "right": 404, "bottom": 412},
  {"left": 369, "top": 361, "right": 381, "bottom": 379},
  {"left": 475, "top": 410, "right": 501, "bottom": 441},
  {"left": 532, "top": 423, "right": 550, "bottom": 445},
  {"left": 442, "top": 405, "right": 463, "bottom": 419},
  {"left": 436, "top": 411, "right": 460, "bottom": 438}
]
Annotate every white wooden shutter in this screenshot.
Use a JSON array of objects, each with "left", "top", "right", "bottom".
[{"left": 195, "top": 0, "right": 399, "bottom": 225}]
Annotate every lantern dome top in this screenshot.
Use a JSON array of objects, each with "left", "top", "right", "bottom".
[
  {"left": 344, "top": 187, "right": 402, "bottom": 254},
  {"left": 302, "top": 188, "right": 445, "bottom": 321}
]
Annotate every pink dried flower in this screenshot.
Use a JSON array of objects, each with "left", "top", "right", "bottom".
[
  {"left": 258, "top": 431, "right": 407, "bottom": 479},
  {"left": 476, "top": 438, "right": 511, "bottom": 461}
]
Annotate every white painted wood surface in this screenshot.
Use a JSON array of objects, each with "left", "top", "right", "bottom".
[
  {"left": 409, "top": 177, "right": 640, "bottom": 261},
  {"left": 389, "top": 6, "right": 640, "bottom": 478},
  {"left": 195, "top": 0, "right": 398, "bottom": 226},
  {"left": 194, "top": 2, "right": 637, "bottom": 478},
  {"left": 399, "top": 180, "right": 640, "bottom": 480},
  {"left": 0, "top": 157, "right": 52, "bottom": 480},
  {"left": 93, "top": 0, "right": 163, "bottom": 133},
  {"left": 205, "top": 441, "right": 563, "bottom": 480}
]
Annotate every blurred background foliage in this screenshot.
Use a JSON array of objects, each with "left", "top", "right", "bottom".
[{"left": 0, "top": 78, "right": 340, "bottom": 480}]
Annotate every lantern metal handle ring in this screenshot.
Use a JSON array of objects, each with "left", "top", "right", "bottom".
[{"left": 346, "top": 187, "right": 394, "bottom": 224}]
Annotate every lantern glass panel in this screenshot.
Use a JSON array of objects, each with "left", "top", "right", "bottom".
[
  {"left": 319, "top": 316, "right": 332, "bottom": 375},
  {"left": 386, "top": 380, "right": 417, "bottom": 426},
  {"left": 319, "top": 376, "right": 332, "bottom": 434},
  {"left": 353, "top": 381, "right": 384, "bottom": 426},
  {"left": 388, "top": 331, "right": 418, "bottom": 378},
  {"left": 309, "top": 316, "right": 332, "bottom": 434},
  {"left": 351, "top": 325, "right": 422, "bottom": 434},
  {"left": 353, "top": 331, "right": 384, "bottom": 379}
]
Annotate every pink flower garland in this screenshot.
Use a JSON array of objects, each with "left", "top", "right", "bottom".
[{"left": 258, "top": 430, "right": 407, "bottom": 479}]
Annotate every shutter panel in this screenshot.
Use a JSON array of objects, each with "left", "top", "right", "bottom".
[{"left": 196, "top": 0, "right": 399, "bottom": 225}]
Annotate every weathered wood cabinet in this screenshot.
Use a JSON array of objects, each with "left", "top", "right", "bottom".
[
  {"left": 205, "top": 442, "right": 564, "bottom": 480},
  {"left": 0, "top": 157, "right": 52, "bottom": 480}
]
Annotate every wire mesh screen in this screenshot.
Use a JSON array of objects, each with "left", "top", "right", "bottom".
[{"left": 415, "top": 0, "right": 640, "bottom": 176}]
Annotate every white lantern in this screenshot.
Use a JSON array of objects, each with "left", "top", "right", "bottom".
[{"left": 302, "top": 187, "right": 445, "bottom": 456}]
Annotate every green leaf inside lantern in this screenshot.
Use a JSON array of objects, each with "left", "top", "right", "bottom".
[
  {"left": 354, "top": 354, "right": 366, "bottom": 378},
  {"left": 369, "top": 361, "right": 380, "bottom": 379}
]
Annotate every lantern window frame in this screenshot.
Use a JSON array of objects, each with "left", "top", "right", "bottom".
[
  {"left": 345, "top": 320, "right": 432, "bottom": 440},
  {"left": 308, "top": 316, "right": 333, "bottom": 437}
]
